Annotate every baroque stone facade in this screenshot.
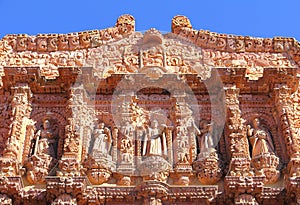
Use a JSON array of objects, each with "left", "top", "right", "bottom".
[{"left": 0, "top": 14, "right": 300, "bottom": 204}]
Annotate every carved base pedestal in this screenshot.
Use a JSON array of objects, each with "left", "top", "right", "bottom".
[
  {"left": 25, "top": 154, "right": 57, "bottom": 184},
  {"left": 228, "top": 158, "right": 254, "bottom": 177},
  {"left": 140, "top": 156, "right": 171, "bottom": 183},
  {"left": 57, "top": 157, "right": 81, "bottom": 177},
  {"left": 86, "top": 168, "right": 112, "bottom": 185},
  {"left": 193, "top": 151, "right": 222, "bottom": 185},
  {"left": 136, "top": 181, "right": 169, "bottom": 205},
  {"left": 83, "top": 156, "right": 116, "bottom": 185},
  {"left": 46, "top": 177, "right": 86, "bottom": 204},
  {"left": 173, "top": 162, "right": 193, "bottom": 186},
  {"left": 117, "top": 163, "right": 135, "bottom": 175},
  {"left": 251, "top": 153, "right": 280, "bottom": 184}
]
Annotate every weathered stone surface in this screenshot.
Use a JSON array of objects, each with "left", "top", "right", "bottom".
[{"left": 0, "top": 14, "right": 299, "bottom": 204}]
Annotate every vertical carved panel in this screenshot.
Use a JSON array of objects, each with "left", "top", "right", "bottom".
[
  {"left": 0, "top": 84, "right": 33, "bottom": 177},
  {"left": 274, "top": 85, "right": 300, "bottom": 158},
  {"left": 224, "top": 85, "right": 252, "bottom": 176}
]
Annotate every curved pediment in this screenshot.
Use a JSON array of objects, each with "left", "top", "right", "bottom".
[{"left": 85, "top": 28, "right": 212, "bottom": 80}]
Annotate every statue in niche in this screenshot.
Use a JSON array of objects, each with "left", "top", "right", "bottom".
[
  {"left": 142, "top": 119, "right": 167, "bottom": 157},
  {"left": 247, "top": 117, "right": 275, "bottom": 158},
  {"left": 91, "top": 122, "right": 112, "bottom": 157},
  {"left": 33, "top": 118, "right": 58, "bottom": 158},
  {"left": 25, "top": 117, "right": 59, "bottom": 184},
  {"left": 198, "top": 121, "right": 215, "bottom": 154}
]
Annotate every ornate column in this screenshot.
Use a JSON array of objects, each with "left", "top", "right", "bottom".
[
  {"left": 57, "top": 85, "right": 92, "bottom": 177},
  {"left": 274, "top": 84, "right": 300, "bottom": 204},
  {"left": 47, "top": 82, "right": 91, "bottom": 204},
  {"left": 274, "top": 85, "right": 300, "bottom": 158},
  {"left": 1, "top": 84, "right": 33, "bottom": 175},
  {"left": 224, "top": 85, "right": 262, "bottom": 205},
  {"left": 0, "top": 83, "right": 33, "bottom": 204},
  {"left": 115, "top": 90, "right": 136, "bottom": 175},
  {"left": 224, "top": 85, "right": 251, "bottom": 170},
  {"left": 170, "top": 90, "right": 196, "bottom": 185}
]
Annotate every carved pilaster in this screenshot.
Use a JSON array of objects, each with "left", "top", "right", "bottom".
[
  {"left": 224, "top": 85, "right": 252, "bottom": 175},
  {"left": 1, "top": 84, "right": 33, "bottom": 177},
  {"left": 67, "top": 85, "right": 94, "bottom": 160},
  {"left": 115, "top": 91, "right": 136, "bottom": 174},
  {"left": 274, "top": 84, "right": 299, "bottom": 158},
  {"left": 224, "top": 85, "right": 260, "bottom": 203},
  {"left": 273, "top": 85, "right": 300, "bottom": 202},
  {"left": 59, "top": 85, "right": 95, "bottom": 179},
  {"left": 170, "top": 91, "right": 197, "bottom": 185}
]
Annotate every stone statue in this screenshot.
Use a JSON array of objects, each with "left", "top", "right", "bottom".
[
  {"left": 199, "top": 121, "right": 215, "bottom": 154},
  {"left": 142, "top": 120, "right": 167, "bottom": 157},
  {"left": 34, "top": 118, "right": 58, "bottom": 158},
  {"left": 91, "top": 122, "right": 112, "bottom": 157},
  {"left": 247, "top": 117, "right": 275, "bottom": 158}
]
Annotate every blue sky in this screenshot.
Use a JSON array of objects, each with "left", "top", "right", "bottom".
[{"left": 0, "top": 0, "right": 299, "bottom": 40}]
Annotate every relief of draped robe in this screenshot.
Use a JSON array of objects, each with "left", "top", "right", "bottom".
[
  {"left": 247, "top": 118, "right": 275, "bottom": 158},
  {"left": 92, "top": 122, "right": 112, "bottom": 156},
  {"left": 142, "top": 120, "right": 167, "bottom": 157}
]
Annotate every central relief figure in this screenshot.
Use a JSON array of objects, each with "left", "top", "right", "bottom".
[{"left": 142, "top": 119, "right": 167, "bottom": 157}]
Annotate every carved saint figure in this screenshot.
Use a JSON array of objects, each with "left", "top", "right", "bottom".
[
  {"left": 142, "top": 120, "right": 167, "bottom": 157},
  {"left": 34, "top": 119, "right": 58, "bottom": 158},
  {"left": 199, "top": 121, "right": 215, "bottom": 153},
  {"left": 247, "top": 117, "right": 275, "bottom": 158},
  {"left": 92, "top": 122, "right": 112, "bottom": 156}
]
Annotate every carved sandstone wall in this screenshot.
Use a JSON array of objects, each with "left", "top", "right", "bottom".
[{"left": 0, "top": 14, "right": 300, "bottom": 205}]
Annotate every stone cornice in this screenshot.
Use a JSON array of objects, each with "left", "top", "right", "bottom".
[
  {"left": 1, "top": 14, "right": 299, "bottom": 58},
  {"left": 0, "top": 14, "right": 135, "bottom": 53},
  {"left": 171, "top": 15, "right": 300, "bottom": 66}
]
